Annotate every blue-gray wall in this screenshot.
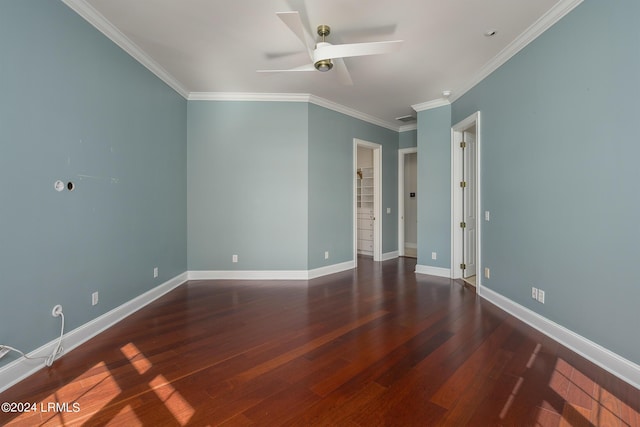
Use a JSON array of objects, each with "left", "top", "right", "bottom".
[
  {"left": 187, "top": 101, "right": 309, "bottom": 271},
  {"left": 399, "top": 129, "right": 417, "bottom": 149},
  {"left": 188, "top": 102, "right": 399, "bottom": 272},
  {"left": 452, "top": 0, "right": 640, "bottom": 364},
  {"left": 416, "top": 106, "right": 452, "bottom": 269},
  {"left": 0, "top": 1, "right": 187, "bottom": 365},
  {"left": 308, "top": 105, "right": 399, "bottom": 269}
]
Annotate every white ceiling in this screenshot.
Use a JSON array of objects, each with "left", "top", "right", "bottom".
[{"left": 64, "top": 0, "right": 581, "bottom": 130}]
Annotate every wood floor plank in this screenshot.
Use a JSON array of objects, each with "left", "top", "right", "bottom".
[{"left": 0, "top": 257, "right": 638, "bottom": 426}]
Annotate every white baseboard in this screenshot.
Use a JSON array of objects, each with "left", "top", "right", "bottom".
[
  {"left": 189, "top": 260, "right": 356, "bottom": 282},
  {"left": 382, "top": 251, "right": 399, "bottom": 261},
  {"left": 0, "top": 272, "right": 188, "bottom": 394},
  {"left": 308, "top": 260, "right": 356, "bottom": 280},
  {"left": 479, "top": 286, "right": 640, "bottom": 390},
  {"left": 405, "top": 243, "right": 417, "bottom": 249},
  {"left": 415, "top": 264, "right": 451, "bottom": 278},
  {"left": 188, "top": 270, "right": 308, "bottom": 280}
]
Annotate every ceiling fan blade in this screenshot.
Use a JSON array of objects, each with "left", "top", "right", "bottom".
[
  {"left": 257, "top": 63, "right": 316, "bottom": 73},
  {"left": 333, "top": 58, "right": 353, "bottom": 86},
  {"left": 315, "top": 40, "right": 403, "bottom": 61},
  {"left": 276, "top": 11, "right": 314, "bottom": 61}
]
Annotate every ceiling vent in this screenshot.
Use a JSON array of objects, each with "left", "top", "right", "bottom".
[{"left": 395, "top": 115, "right": 417, "bottom": 123}]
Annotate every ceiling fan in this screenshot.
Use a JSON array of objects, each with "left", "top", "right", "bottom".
[{"left": 257, "top": 11, "right": 403, "bottom": 85}]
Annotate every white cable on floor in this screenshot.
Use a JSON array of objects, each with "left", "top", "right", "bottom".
[
  {"left": 46, "top": 312, "right": 65, "bottom": 367},
  {"left": 0, "top": 310, "right": 65, "bottom": 366}
]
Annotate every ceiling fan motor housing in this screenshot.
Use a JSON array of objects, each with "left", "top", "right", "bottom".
[{"left": 314, "top": 41, "right": 333, "bottom": 71}]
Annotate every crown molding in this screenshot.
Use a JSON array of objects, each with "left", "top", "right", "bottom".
[
  {"left": 61, "top": 0, "right": 189, "bottom": 98},
  {"left": 188, "top": 92, "right": 400, "bottom": 131},
  {"left": 188, "top": 92, "right": 311, "bottom": 102},
  {"left": 412, "top": 0, "right": 584, "bottom": 109},
  {"left": 63, "top": 0, "right": 583, "bottom": 131},
  {"left": 449, "top": 0, "right": 584, "bottom": 103},
  {"left": 307, "top": 95, "right": 398, "bottom": 131},
  {"left": 59, "top": 0, "right": 398, "bottom": 130},
  {"left": 411, "top": 98, "right": 451, "bottom": 112},
  {"left": 398, "top": 124, "right": 417, "bottom": 132}
]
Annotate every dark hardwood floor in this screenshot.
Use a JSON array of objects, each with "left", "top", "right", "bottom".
[{"left": 1, "top": 257, "right": 638, "bottom": 426}]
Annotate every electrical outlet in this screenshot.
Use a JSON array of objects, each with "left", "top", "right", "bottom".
[
  {"left": 532, "top": 287, "right": 538, "bottom": 300},
  {"left": 386, "top": 207, "right": 391, "bottom": 214},
  {"left": 52, "top": 305, "right": 62, "bottom": 317},
  {"left": 324, "top": 251, "right": 329, "bottom": 259},
  {"left": 0, "top": 346, "right": 10, "bottom": 359},
  {"left": 232, "top": 254, "right": 238, "bottom": 263},
  {"left": 484, "top": 267, "right": 490, "bottom": 279},
  {"left": 153, "top": 267, "right": 158, "bottom": 278},
  {"left": 431, "top": 252, "right": 437, "bottom": 260},
  {"left": 485, "top": 211, "right": 490, "bottom": 221},
  {"left": 537, "top": 289, "right": 545, "bottom": 304},
  {"left": 92, "top": 291, "right": 99, "bottom": 306}
]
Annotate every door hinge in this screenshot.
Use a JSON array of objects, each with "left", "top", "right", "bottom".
[
  {"left": 460, "top": 141, "right": 466, "bottom": 149},
  {"left": 460, "top": 181, "right": 467, "bottom": 188},
  {"left": 460, "top": 222, "right": 466, "bottom": 228},
  {"left": 460, "top": 263, "right": 466, "bottom": 270}
]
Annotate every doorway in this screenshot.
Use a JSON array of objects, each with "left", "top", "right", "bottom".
[
  {"left": 451, "top": 112, "right": 481, "bottom": 288},
  {"left": 398, "top": 148, "right": 417, "bottom": 258},
  {"left": 354, "top": 139, "right": 382, "bottom": 265}
]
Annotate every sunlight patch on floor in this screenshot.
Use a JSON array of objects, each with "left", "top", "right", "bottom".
[
  {"left": 150, "top": 374, "right": 195, "bottom": 425},
  {"left": 549, "top": 358, "right": 638, "bottom": 426},
  {"left": 110, "top": 404, "right": 143, "bottom": 426},
  {"left": 120, "top": 342, "right": 152, "bottom": 375},
  {"left": 12, "top": 360, "right": 122, "bottom": 425}
]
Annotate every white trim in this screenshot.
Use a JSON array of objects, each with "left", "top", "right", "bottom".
[
  {"left": 188, "top": 92, "right": 400, "bottom": 131},
  {"left": 308, "top": 260, "right": 356, "bottom": 280},
  {"left": 61, "top": 0, "right": 189, "bottom": 98},
  {"left": 399, "top": 124, "right": 417, "bottom": 132},
  {"left": 451, "top": 112, "right": 482, "bottom": 290},
  {"left": 353, "top": 141, "right": 359, "bottom": 269},
  {"left": 415, "top": 264, "right": 451, "bottom": 278},
  {"left": 411, "top": 98, "right": 451, "bottom": 112},
  {"left": 63, "top": 0, "right": 582, "bottom": 133},
  {"left": 381, "top": 251, "right": 399, "bottom": 261},
  {"left": 188, "top": 261, "right": 356, "bottom": 282},
  {"left": 411, "top": 0, "right": 584, "bottom": 109},
  {"left": 398, "top": 147, "right": 418, "bottom": 257},
  {"left": 404, "top": 243, "right": 417, "bottom": 249},
  {"left": 188, "top": 270, "right": 308, "bottom": 281},
  {"left": 188, "top": 92, "right": 311, "bottom": 103},
  {"left": 62, "top": 2, "right": 401, "bottom": 131},
  {"left": 309, "top": 96, "right": 397, "bottom": 131},
  {"left": 450, "top": 0, "right": 583, "bottom": 104},
  {"left": 0, "top": 272, "right": 188, "bottom": 394},
  {"left": 480, "top": 286, "right": 640, "bottom": 390}
]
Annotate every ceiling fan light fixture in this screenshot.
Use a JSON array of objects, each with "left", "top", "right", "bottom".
[{"left": 314, "top": 59, "right": 333, "bottom": 72}]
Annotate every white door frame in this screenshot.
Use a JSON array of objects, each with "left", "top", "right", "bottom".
[
  {"left": 451, "top": 112, "right": 481, "bottom": 287},
  {"left": 398, "top": 147, "right": 417, "bottom": 257},
  {"left": 353, "top": 139, "right": 383, "bottom": 265}
]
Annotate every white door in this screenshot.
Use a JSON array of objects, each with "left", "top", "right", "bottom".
[{"left": 462, "top": 131, "right": 477, "bottom": 278}]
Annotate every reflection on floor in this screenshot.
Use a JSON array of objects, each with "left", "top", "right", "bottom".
[{"left": 1, "top": 257, "right": 638, "bottom": 426}]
